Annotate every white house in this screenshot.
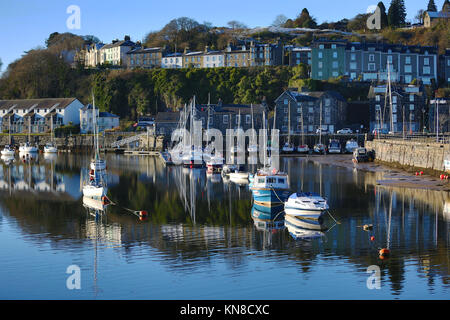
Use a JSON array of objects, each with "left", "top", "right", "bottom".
[
  {"left": 80, "top": 104, "right": 119, "bottom": 133},
  {"left": 0, "top": 98, "right": 84, "bottom": 133},
  {"left": 161, "top": 53, "right": 183, "bottom": 68},
  {"left": 202, "top": 50, "right": 225, "bottom": 68},
  {"left": 99, "top": 36, "right": 139, "bottom": 67}
]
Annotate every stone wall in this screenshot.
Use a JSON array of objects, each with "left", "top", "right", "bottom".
[{"left": 365, "top": 139, "right": 450, "bottom": 173}]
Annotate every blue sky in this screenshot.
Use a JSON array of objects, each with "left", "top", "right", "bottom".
[{"left": 0, "top": 0, "right": 438, "bottom": 73}]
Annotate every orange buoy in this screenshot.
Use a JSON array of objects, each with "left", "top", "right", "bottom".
[
  {"left": 101, "top": 196, "right": 110, "bottom": 205},
  {"left": 370, "top": 236, "right": 375, "bottom": 241},
  {"left": 139, "top": 210, "right": 148, "bottom": 217},
  {"left": 379, "top": 248, "right": 390, "bottom": 256}
]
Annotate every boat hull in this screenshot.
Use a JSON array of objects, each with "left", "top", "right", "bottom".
[
  {"left": 251, "top": 188, "right": 291, "bottom": 206},
  {"left": 284, "top": 214, "right": 326, "bottom": 231},
  {"left": 82, "top": 184, "right": 107, "bottom": 199},
  {"left": 1, "top": 149, "right": 15, "bottom": 156},
  {"left": 44, "top": 147, "right": 57, "bottom": 153},
  {"left": 284, "top": 207, "right": 326, "bottom": 219}
]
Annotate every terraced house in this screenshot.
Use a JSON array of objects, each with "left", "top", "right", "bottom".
[
  {"left": 311, "top": 39, "right": 439, "bottom": 85},
  {"left": 274, "top": 88, "right": 347, "bottom": 134},
  {"left": 99, "top": 36, "right": 139, "bottom": 67},
  {"left": 183, "top": 49, "right": 204, "bottom": 68},
  {"left": 0, "top": 98, "right": 83, "bottom": 134},
  {"left": 128, "top": 47, "right": 165, "bottom": 69}
]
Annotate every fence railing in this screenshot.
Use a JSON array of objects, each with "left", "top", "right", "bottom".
[{"left": 368, "top": 132, "right": 450, "bottom": 144}]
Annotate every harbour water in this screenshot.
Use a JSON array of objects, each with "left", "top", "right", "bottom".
[{"left": 0, "top": 153, "right": 449, "bottom": 299}]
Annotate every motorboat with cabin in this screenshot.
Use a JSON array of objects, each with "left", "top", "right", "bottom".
[
  {"left": 250, "top": 168, "right": 290, "bottom": 207},
  {"left": 345, "top": 139, "right": 359, "bottom": 153},
  {"left": 327, "top": 139, "right": 342, "bottom": 154},
  {"left": 284, "top": 192, "right": 329, "bottom": 219},
  {"left": 19, "top": 142, "right": 38, "bottom": 153},
  {"left": 313, "top": 143, "right": 326, "bottom": 154}
]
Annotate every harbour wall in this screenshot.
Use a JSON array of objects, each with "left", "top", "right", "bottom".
[{"left": 365, "top": 139, "right": 450, "bottom": 173}]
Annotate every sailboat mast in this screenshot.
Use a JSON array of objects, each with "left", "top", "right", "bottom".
[
  {"left": 387, "top": 60, "right": 394, "bottom": 133},
  {"left": 288, "top": 100, "right": 291, "bottom": 145},
  {"left": 319, "top": 100, "right": 322, "bottom": 144}
]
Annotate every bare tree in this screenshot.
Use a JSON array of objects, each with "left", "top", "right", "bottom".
[
  {"left": 414, "top": 9, "right": 425, "bottom": 24},
  {"left": 271, "top": 14, "right": 288, "bottom": 27},
  {"left": 227, "top": 20, "right": 247, "bottom": 29}
]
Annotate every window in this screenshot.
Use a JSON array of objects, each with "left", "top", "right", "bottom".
[
  {"left": 333, "top": 52, "right": 337, "bottom": 58},
  {"left": 331, "top": 44, "right": 336, "bottom": 49},
  {"left": 223, "top": 115, "right": 229, "bottom": 124},
  {"left": 409, "top": 104, "right": 414, "bottom": 111},
  {"left": 424, "top": 58, "right": 430, "bottom": 66},
  {"left": 376, "top": 95, "right": 380, "bottom": 101},
  {"left": 308, "top": 107, "right": 313, "bottom": 113},
  {"left": 319, "top": 44, "right": 324, "bottom": 49},
  {"left": 392, "top": 96, "right": 397, "bottom": 103},
  {"left": 278, "top": 178, "right": 285, "bottom": 184},
  {"left": 235, "top": 115, "right": 240, "bottom": 124},
  {"left": 284, "top": 107, "right": 288, "bottom": 113},
  {"left": 350, "top": 62, "right": 357, "bottom": 70},
  {"left": 351, "top": 53, "right": 356, "bottom": 61},
  {"left": 369, "top": 54, "right": 375, "bottom": 62},
  {"left": 318, "top": 71, "right": 323, "bottom": 77},
  {"left": 375, "top": 104, "right": 381, "bottom": 111},
  {"left": 405, "top": 56, "right": 411, "bottom": 64},
  {"left": 284, "top": 99, "right": 288, "bottom": 105},
  {"left": 318, "top": 61, "right": 323, "bottom": 69},
  {"left": 325, "top": 99, "right": 331, "bottom": 106},
  {"left": 423, "top": 66, "right": 430, "bottom": 74},
  {"left": 368, "top": 63, "right": 376, "bottom": 71},
  {"left": 387, "top": 55, "right": 393, "bottom": 63},
  {"left": 409, "top": 95, "right": 414, "bottom": 102},
  {"left": 405, "top": 75, "right": 412, "bottom": 83},
  {"left": 351, "top": 72, "right": 356, "bottom": 79},
  {"left": 246, "top": 114, "right": 251, "bottom": 124},
  {"left": 405, "top": 65, "right": 412, "bottom": 73},
  {"left": 332, "top": 61, "right": 338, "bottom": 68},
  {"left": 318, "top": 52, "right": 323, "bottom": 59}
]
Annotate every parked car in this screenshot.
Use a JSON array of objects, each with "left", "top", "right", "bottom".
[
  {"left": 337, "top": 128, "right": 353, "bottom": 134},
  {"left": 316, "top": 128, "right": 328, "bottom": 134},
  {"left": 372, "top": 128, "right": 388, "bottom": 135}
]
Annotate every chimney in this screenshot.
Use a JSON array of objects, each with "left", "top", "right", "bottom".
[
  {"left": 217, "top": 98, "right": 223, "bottom": 107},
  {"left": 124, "top": 35, "right": 130, "bottom": 41}
]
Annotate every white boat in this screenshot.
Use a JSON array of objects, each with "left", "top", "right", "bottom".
[
  {"left": 19, "top": 142, "right": 38, "bottom": 153},
  {"left": 44, "top": 113, "right": 58, "bottom": 153},
  {"left": 182, "top": 148, "right": 204, "bottom": 167},
  {"left": 284, "top": 192, "right": 329, "bottom": 219},
  {"left": 313, "top": 143, "right": 326, "bottom": 154},
  {"left": 1, "top": 154, "right": 14, "bottom": 164},
  {"left": 282, "top": 142, "right": 295, "bottom": 153},
  {"left": 206, "top": 154, "right": 224, "bottom": 173},
  {"left": 1, "top": 145, "right": 15, "bottom": 156},
  {"left": 229, "top": 167, "right": 249, "bottom": 185},
  {"left": 82, "top": 183, "right": 107, "bottom": 199},
  {"left": 250, "top": 168, "right": 290, "bottom": 206},
  {"left": 43, "top": 143, "right": 57, "bottom": 153},
  {"left": 345, "top": 140, "right": 359, "bottom": 153}
]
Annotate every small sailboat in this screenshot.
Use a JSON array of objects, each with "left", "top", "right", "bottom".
[
  {"left": 284, "top": 192, "right": 329, "bottom": 219},
  {"left": 44, "top": 114, "right": 57, "bottom": 153},
  {"left": 313, "top": 100, "right": 325, "bottom": 154},
  {"left": 282, "top": 101, "right": 295, "bottom": 154},
  {"left": 229, "top": 164, "right": 249, "bottom": 185},
  {"left": 247, "top": 104, "right": 258, "bottom": 154},
  {"left": 296, "top": 104, "right": 309, "bottom": 154},
  {"left": 90, "top": 96, "right": 106, "bottom": 171},
  {"left": 19, "top": 117, "right": 38, "bottom": 153},
  {"left": 2, "top": 122, "right": 15, "bottom": 156}
]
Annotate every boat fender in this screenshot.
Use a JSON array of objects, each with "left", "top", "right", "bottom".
[
  {"left": 379, "top": 248, "right": 390, "bottom": 257},
  {"left": 370, "top": 236, "right": 375, "bottom": 241},
  {"left": 363, "top": 224, "right": 373, "bottom": 231},
  {"left": 101, "top": 196, "right": 110, "bottom": 205},
  {"left": 90, "top": 176, "right": 94, "bottom": 181}
]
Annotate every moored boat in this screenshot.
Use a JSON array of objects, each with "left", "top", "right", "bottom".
[
  {"left": 250, "top": 168, "right": 290, "bottom": 206},
  {"left": 284, "top": 192, "right": 329, "bottom": 219}
]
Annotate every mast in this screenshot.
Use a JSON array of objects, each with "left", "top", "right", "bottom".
[
  {"left": 301, "top": 103, "right": 305, "bottom": 145},
  {"left": 288, "top": 100, "right": 291, "bottom": 145},
  {"left": 319, "top": 99, "right": 322, "bottom": 145},
  {"left": 387, "top": 60, "right": 394, "bottom": 133}
]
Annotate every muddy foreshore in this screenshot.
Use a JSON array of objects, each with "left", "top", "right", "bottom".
[{"left": 292, "top": 154, "right": 450, "bottom": 192}]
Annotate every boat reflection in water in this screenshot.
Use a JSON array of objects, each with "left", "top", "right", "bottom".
[
  {"left": 251, "top": 203, "right": 285, "bottom": 231},
  {"left": 83, "top": 196, "right": 109, "bottom": 220},
  {"left": 284, "top": 214, "right": 326, "bottom": 240}
]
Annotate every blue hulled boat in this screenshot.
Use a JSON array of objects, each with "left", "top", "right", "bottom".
[{"left": 250, "top": 168, "right": 290, "bottom": 207}]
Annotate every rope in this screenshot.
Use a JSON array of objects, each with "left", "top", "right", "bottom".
[
  {"left": 326, "top": 210, "right": 341, "bottom": 224},
  {"left": 104, "top": 196, "right": 145, "bottom": 217}
]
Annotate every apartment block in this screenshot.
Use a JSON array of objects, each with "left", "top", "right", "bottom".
[{"left": 128, "top": 47, "right": 165, "bottom": 69}]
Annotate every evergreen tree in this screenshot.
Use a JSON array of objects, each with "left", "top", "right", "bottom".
[
  {"left": 427, "top": 0, "right": 437, "bottom": 12},
  {"left": 388, "top": 0, "right": 406, "bottom": 28},
  {"left": 377, "top": 1, "right": 389, "bottom": 28}
]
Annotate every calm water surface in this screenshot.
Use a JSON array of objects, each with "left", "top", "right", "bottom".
[{"left": 0, "top": 153, "right": 449, "bottom": 299}]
